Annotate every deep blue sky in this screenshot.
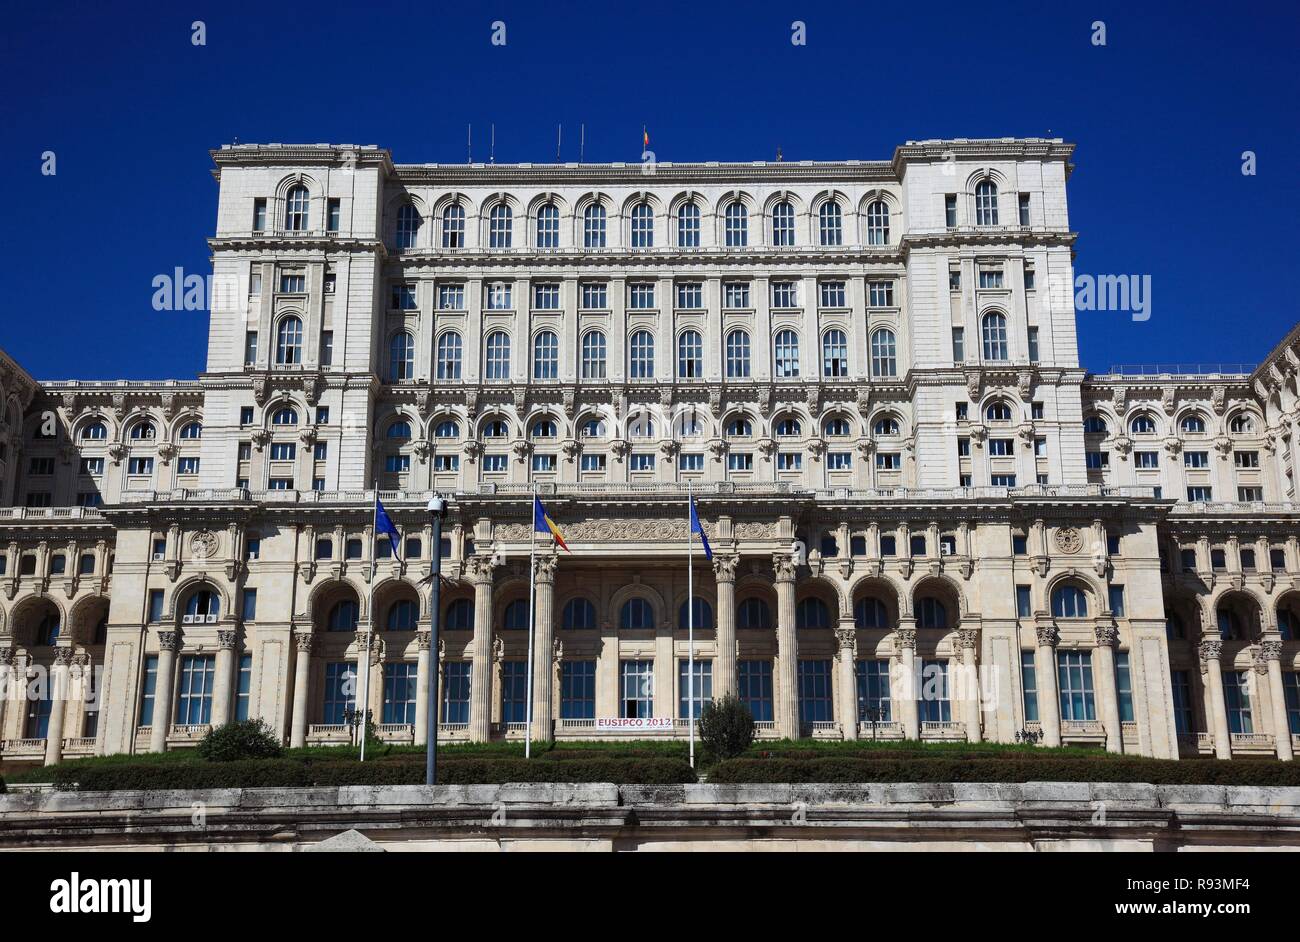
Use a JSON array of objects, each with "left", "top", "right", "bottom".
[{"left": 1, "top": 0, "right": 1296, "bottom": 380}]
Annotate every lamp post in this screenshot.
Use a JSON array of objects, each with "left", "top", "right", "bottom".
[{"left": 426, "top": 494, "right": 448, "bottom": 786}]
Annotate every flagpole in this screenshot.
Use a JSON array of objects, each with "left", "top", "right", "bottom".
[
  {"left": 360, "top": 480, "right": 378, "bottom": 762},
  {"left": 687, "top": 483, "right": 695, "bottom": 769},
  {"left": 525, "top": 484, "right": 538, "bottom": 759}
]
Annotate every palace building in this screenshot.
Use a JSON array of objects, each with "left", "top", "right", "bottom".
[{"left": 1, "top": 138, "right": 1298, "bottom": 767}]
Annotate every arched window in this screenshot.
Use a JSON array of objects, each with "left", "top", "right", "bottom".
[
  {"left": 180, "top": 421, "right": 202, "bottom": 440},
  {"left": 679, "top": 597, "right": 714, "bottom": 629},
  {"left": 580, "top": 416, "right": 607, "bottom": 439},
  {"left": 484, "top": 331, "right": 511, "bottom": 380},
  {"left": 677, "top": 200, "right": 700, "bottom": 247},
  {"left": 130, "top": 420, "right": 157, "bottom": 440},
  {"left": 36, "top": 611, "right": 61, "bottom": 646},
  {"left": 818, "top": 201, "right": 843, "bottom": 246},
  {"left": 284, "top": 184, "right": 309, "bottom": 230},
  {"left": 916, "top": 597, "right": 948, "bottom": 629},
  {"left": 271, "top": 407, "right": 298, "bottom": 425},
  {"left": 975, "top": 180, "right": 999, "bottom": 226},
  {"left": 620, "top": 597, "right": 655, "bottom": 629},
  {"left": 771, "top": 200, "right": 795, "bottom": 246},
  {"left": 823, "top": 417, "right": 851, "bottom": 437},
  {"left": 796, "top": 597, "right": 831, "bottom": 629},
  {"left": 562, "top": 597, "right": 598, "bottom": 630},
  {"left": 503, "top": 599, "right": 530, "bottom": 630},
  {"left": 444, "top": 598, "right": 473, "bottom": 630},
  {"left": 386, "top": 419, "right": 412, "bottom": 440},
  {"left": 583, "top": 204, "right": 607, "bottom": 248},
  {"left": 581, "top": 330, "right": 607, "bottom": 380},
  {"left": 82, "top": 421, "right": 108, "bottom": 440},
  {"left": 1229, "top": 413, "right": 1256, "bottom": 434},
  {"left": 855, "top": 597, "right": 889, "bottom": 629},
  {"left": 774, "top": 329, "right": 800, "bottom": 378},
  {"left": 985, "top": 401, "right": 1013, "bottom": 422},
  {"left": 630, "top": 202, "right": 654, "bottom": 248},
  {"left": 1051, "top": 585, "right": 1089, "bottom": 618},
  {"left": 873, "top": 416, "right": 900, "bottom": 436},
  {"left": 1181, "top": 414, "right": 1206, "bottom": 434},
  {"left": 531, "top": 418, "right": 558, "bottom": 440},
  {"left": 870, "top": 328, "right": 897, "bottom": 378},
  {"left": 724, "top": 201, "right": 748, "bottom": 247},
  {"left": 488, "top": 204, "right": 513, "bottom": 248},
  {"left": 822, "top": 329, "right": 848, "bottom": 377},
  {"left": 482, "top": 418, "right": 509, "bottom": 438},
  {"left": 434, "top": 420, "right": 460, "bottom": 438},
  {"left": 678, "top": 330, "right": 703, "bottom": 379},
  {"left": 982, "top": 312, "right": 1008, "bottom": 361},
  {"left": 184, "top": 588, "right": 219, "bottom": 622},
  {"left": 737, "top": 597, "right": 772, "bottom": 629},
  {"left": 775, "top": 417, "right": 802, "bottom": 437},
  {"left": 727, "top": 417, "right": 754, "bottom": 438},
  {"left": 533, "top": 330, "right": 559, "bottom": 380},
  {"left": 441, "top": 202, "right": 466, "bottom": 248},
  {"left": 387, "top": 599, "right": 419, "bottom": 630},
  {"left": 629, "top": 329, "right": 655, "bottom": 378},
  {"left": 395, "top": 203, "right": 421, "bottom": 249},
  {"left": 275, "top": 315, "right": 303, "bottom": 365},
  {"left": 725, "top": 329, "right": 751, "bottom": 378},
  {"left": 436, "top": 331, "right": 463, "bottom": 380},
  {"left": 1083, "top": 415, "right": 1108, "bottom": 434},
  {"left": 865, "top": 199, "right": 890, "bottom": 245},
  {"left": 1130, "top": 414, "right": 1156, "bottom": 434},
  {"left": 389, "top": 332, "right": 415, "bottom": 382},
  {"left": 535, "top": 203, "right": 560, "bottom": 248}
]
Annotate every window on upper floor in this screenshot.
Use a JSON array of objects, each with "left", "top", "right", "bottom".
[
  {"left": 865, "top": 199, "right": 889, "bottom": 244},
  {"left": 724, "top": 201, "right": 748, "bottom": 247},
  {"left": 1181, "top": 414, "right": 1206, "bottom": 434},
  {"left": 436, "top": 332, "right": 462, "bottom": 380},
  {"left": 533, "top": 331, "right": 559, "bottom": 380},
  {"left": 535, "top": 203, "right": 560, "bottom": 248},
  {"left": 583, "top": 203, "right": 607, "bottom": 248},
  {"left": 822, "top": 329, "right": 848, "bottom": 378},
  {"left": 676, "top": 201, "right": 699, "bottom": 247},
  {"left": 395, "top": 203, "right": 421, "bottom": 249},
  {"left": 974, "top": 180, "right": 998, "bottom": 226},
  {"left": 389, "top": 332, "right": 414, "bottom": 382},
  {"left": 441, "top": 202, "right": 465, "bottom": 247},
  {"left": 771, "top": 201, "right": 795, "bottom": 246},
  {"left": 678, "top": 330, "right": 703, "bottom": 379},
  {"left": 488, "top": 203, "right": 512, "bottom": 248},
  {"left": 484, "top": 331, "right": 511, "bottom": 380},
  {"left": 818, "top": 201, "right": 843, "bottom": 246},
  {"left": 630, "top": 202, "right": 654, "bottom": 248},
  {"left": 628, "top": 330, "right": 655, "bottom": 378},
  {"left": 773, "top": 329, "right": 800, "bottom": 378},
  {"left": 726, "top": 329, "right": 751, "bottom": 379},
  {"left": 274, "top": 316, "right": 302, "bottom": 366},
  {"left": 284, "top": 185, "right": 309, "bottom": 230},
  {"left": 871, "top": 328, "right": 897, "bottom": 378},
  {"left": 581, "top": 330, "right": 607, "bottom": 380},
  {"left": 982, "top": 312, "right": 1008, "bottom": 361}
]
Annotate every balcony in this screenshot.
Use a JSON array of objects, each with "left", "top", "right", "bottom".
[
  {"left": 920, "top": 721, "right": 966, "bottom": 741},
  {"left": 857, "top": 720, "right": 904, "bottom": 739},
  {"left": 307, "top": 724, "right": 352, "bottom": 744},
  {"left": 1230, "top": 732, "right": 1275, "bottom": 754},
  {"left": 62, "top": 737, "right": 97, "bottom": 757},
  {"left": 377, "top": 723, "right": 414, "bottom": 744},
  {"left": 168, "top": 724, "right": 211, "bottom": 744},
  {"left": 1, "top": 738, "right": 46, "bottom": 760},
  {"left": 1061, "top": 720, "right": 1106, "bottom": 744},
  {"left": 800, "top": 721, "right": 843, "bottom": 739}
]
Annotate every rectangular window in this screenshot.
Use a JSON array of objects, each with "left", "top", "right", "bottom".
[
  {"left": 957, "top": 438, "right": 970, "bottom": 457},
  {"left": 1115, "top": 652, "right": 1134, "bottom": 723},
  {"left": 777, "top": 452, "right": 802, "bottom": 471},
  {"left": 433, "top": 454, "right": 460, "bottom": 473},
  {"left": 1187, "top": 486, "right": 1213, "bottom": 502},
  {"left": 241, "top": 588, "right": 257, "bottom": 621},
  {"left": 580, "top": 454, "right": 607, "bottom": 473},
  {"left": 561, "top": 661, "right": 597, "bottom": 720},
  {"left": 483, "top": 454, "right": 508, "bottom": 473},
  {"left": 919, "top": 660, "right": 951, "bottom": 722},
  {"left": 676, "top": 281, "right": 703, "bottom": 310},
  {"left": 323, "top": 662, "right": 356, "bottom": 725},
  {"left": 244, "top": 331, "right": 258, "bottom": 366},
  {"left": 486, "top": 281, "right": 513, "bottom": 310},
  {"left": 326, "top": 198, "right": 341, "bottom": 232},
  {"left": 949, "top": 268, "right": 961, "bottom": 290},
  {"left": 955, "top": 402, "right": 968, "bottom": 421},
  {"left": 880, "top": 535, "right": 897, "bottom": 556},
  {"left": 1024, "top": 265, "right": 1036, "bottom": 291},
  {"left": 944, "top": 194, "right": 957, "bottom": 227},
  {"left": 441, "top": 662, "right": 471, "bottom": 724},
  {"left": 819, "top": 281, "right": 846, "bottom": 308},
  {"left": 176, "top": 655, "right": 216, "bottom": 725},
  {"left": 581, "top": 282, "right": 607, "bottom": 310},
  {"left": 1135, "top": 451, "right": 1159, "bottom": 469},
  {"left": 771, "top": 281, "right": 798, "bottom": 309},
  {"left": 855, "top": 660, "right": 892, "bottom": 723},
  {"left": 868, "top": 281, "right": 894, "bottom": 307},
  {"left": 1057, "top": 651, "right": 1096, "bottom": 722},
  {"left": 253, "top": 198, "right": 267, "bottom": 231},
  {"left": 1108, "top": 585, "right": 1126, "bottom": 617},
  {"left": 380, "top": 663, "right": 418, "bottom": 725},
  {"left": 234, "top": 654, "right": 253, "bottom": 721},
  {"left": 991, "top": 474, "right": 1017, "bottom": 487},
  {"left": 280, "top": 273, "right": 306, "bottom": 294},
  {"left": 178, "top": 457, "right": 200, "bottom": 475},
  {"left": 1027, "top": 327, "right": 1040, "bottom": 363},
  {"left": 270, "top": 442, "right": 296, "bottom": 461},
  {"left": 630, "top": 453, "right": 655, "bottom": 472},
  {"left": 80, "top": 458, "right": 104, "bottom": 476},
  {"left": 497, "top": 662, "right": 528, "bottom": 724},
  {"left": 678, "top": 660, "right": 713, "bottom": 720},
  {"left": 875, "top": 453, "right": 900, "bottom": 470},
  {"left": 989, "top": 439, "right": 1014, "bottom": 457},
  {"left": 737, "top": 661, "right": 773, "bottom": 723},
  {"left": 139, "top": 655, "right": 159, "bottom": 726},
  {"left": 1238, "top": 487, "right": 1264, "bottom": 502},
  {"left": 1034, "top": 437, "right": 1047, "bottom": 457},
  {"left": 249, "top": 271, "right": 262, "bottom": 296},
  {"left": 722, "top": 282, "right": 749, "bottom": 309},
  {"left": 1018, "top": 192, "right": 1031, "bottom": 226},
  {"left": 1234, "top": 451, "right": 1259, "bottom": 468},
  {"left": 797, "top": 660, "right": 834, "bottom": 725},
  {"left": 628, "top": 282, "right": 655, "bottom": 310},
  {"left": 323, "top": 272, "right": 335, "bottom": 294},
  {"left": 1085, "top": 451, "right": 1109, "bottom": 470},
  {"left": 1021, "top": 651, "right": 1038, "bottom": 723},
  {"left": 978, "top": 269, "right": 1004, "bottom": 289},
  {"left": 1171, "top": 669, "right": 1194, "bottom": 735},
  {"left": 1283, "top": 672, "right": 1300, "bottom": 735},
  {"left": 128, "top": 457, "right": 154, "bottom": 475},
  {"left": 1016, "top": 585, "right": 1032, "bottom": 618},
  {"left": 727, "top": 453, "right": 753, "bottom": 472},
  {"left": 385, "top": 454, "right": 410, "bottom": 473},
  {"left": 531, "top": 454, "right": 557, "bottom": 474},
  {"left": 532, "top": 282, "right": 560, "bottom": 310},
  {"left": 827, "top": 452, "right": 852, "bottom": 471},
  {"left": 436, "top": 284, "right": 463, "bottom": 310},
  {"left": 678, "top": 453, "right": 704, "bottom": 472},
  {"left": 1222, "top": 670, "right": 1253, "bottom": 734},
  {"left": 240, "top": 406, "right": 255, "bottom": 426},
  {"left": 951, "top": 327, "right": 965, "bottom": 362},
  {"left": 1184, "top": 451, "right": 1209, "bottom": 468},
  {"left": 620, "top": 660, "right": 655, "bottom": 718}
]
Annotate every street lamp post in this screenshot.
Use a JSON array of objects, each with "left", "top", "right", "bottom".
[{"left": 425, "top": 494, "right": 447, "bottom": 786}]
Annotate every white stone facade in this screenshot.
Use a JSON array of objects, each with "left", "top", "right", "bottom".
[{"left": 0, "top": 139, "right": 1297, "bottom": 767}]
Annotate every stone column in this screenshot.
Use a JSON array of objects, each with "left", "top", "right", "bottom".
[
  {"left": 958, "top": 629, "right": 982, "bottom": 743},
  {"left": 414, "top": 630, "right": 432, "bottom": 745},
  {"left": 1093, "top": 625, "right": 1123, "bottom": 753},
  {"left": 773, "top": 554, "right": 799, "bottom": 739},
  {"left": 835, "top": 623, "right": 858, "bottom": 740},
  {"left": 896, "top": 624, "right": 919, "bottom": 740},
  {"left": 148, "top": 631, "right": 181, "bottom": 753},
  {"left": 289, "top": 634, "right": 313, "bottom": 748},
  {"left": 354, "top": 629, "right": 375, "bottom": 737},
  {"left": 713, "top": 556, "right": 738, "bottom": 698},
  {"left": 1035, "top": 625, "right": 1061, "bottom": 748},
  {"left": 531, "top": 555, "right": 558, "bottom": 743},
  {"left": 1200, "top": 639, "right": 1232, "bottom": 759},
  {"left": 211, "top": 629, "right": 238, "bottom": 729},
  {"left": 1259, "top": 641, "right": 1294, "bottom": 761},
  {"left": 468, "top": 555, "right": 497, "bottom": 742},
  {"left": 0, "top": 646, "right": 16, "bottom": 742},
  {"left": 43, "top": 648, "right": 73, "bottom": 766}
]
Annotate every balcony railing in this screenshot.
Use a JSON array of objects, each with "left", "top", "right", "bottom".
[
  {"left": 857, "top": 720, "right": 904, "bottom": 738},
  {"left": 920, "top": 721, "right": 966, "bottom": 740},
  {"left": 169, "top": 724, "right": 211, "bottom": 740},
  {"left": 0, "top": 506, "right": 106, "bottom": 520},
  {"left": 1172, "top": 501, "right": 1300, "bottom": 515},
  {"left": 1103, "top": 363, "right": 1256, "bottom": 378},
  {"left": 1230, "top": 732, "right": 1275, "bottom": 749}
]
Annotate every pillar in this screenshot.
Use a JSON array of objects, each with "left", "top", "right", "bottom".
[
  {"left": 149, "top": 631, "right": 181, "bottom": 753},
  {"left": 44, "top": 648, "right": 73, "bottom": 766},
  {"left": 1093, "top": 624, "right": 1123, "bottom": 753},
  {"left": 835, "top": 623, "right": 858, "bottom": 740},
  {"left": 896, "top": 624, "right": 919, "bottom": 740},
  {"left": 1200, "top": 639, "right": 1232, "bottom": 759},
  {"left": 1260, "top": 640, "right": 1293, "bottom": 761},
  {"left": 290, "top": 634, "right": 312, "bottom": 748},
  {"left": 414, "top": 630, "right": 432, "bottom": 745},
  {"left": 468, "top": 555, "right": 496, "bottom": 742},
  {"left": 1035, "top": 625, "right": 1061, "bottom": 748},
  {"left": 211, "top": 629, "right": 238, "bottom": 729},
  {"left": 773, "top": 554, "right": 799, "bottom": 739},
  {"left": 0, "top": 647, "right": 14, "bottom": 739},
  {"left": 531, "top": 554, "right": 557, "bottom": 742},
  {"left": 713, "top": 556, "right": 739, "bottom": 699},
  {"left": 958, "top": 629, "right": 982, "bottom": 743}
]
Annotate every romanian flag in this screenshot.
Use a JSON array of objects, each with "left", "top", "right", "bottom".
[
  {"left": 534, "top": 495, "right": 570, "bottom": 552},
  {"left": 643, "top": 127, "right": 649, "bottom": 149}
]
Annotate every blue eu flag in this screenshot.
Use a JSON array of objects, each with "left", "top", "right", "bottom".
[
  {"left": 375, "top": 499, "right": 401, "bottom": 558},
  {"left": 689, "top": 496, "right": 713, "bottom": 561}
]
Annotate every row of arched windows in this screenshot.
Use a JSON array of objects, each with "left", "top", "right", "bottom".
[{"left": 1083, "top": 411, "right": 1259, "bottom": 437}]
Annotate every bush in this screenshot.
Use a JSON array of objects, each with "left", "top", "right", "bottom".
[
  {"left": 0, "top": 777, "right": 6, "bottom": 794},
  {"left": 195, "top": 719, "right": 284, "bottom": 762},
  {"left": 698, "top": 695, "right": 754, "bottom": 760},
  {"left": 709, "top": 756, "right": 1300, "bottom": 786}
]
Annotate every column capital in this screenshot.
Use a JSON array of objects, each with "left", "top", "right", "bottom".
[
  {"left": 957, "top": 628, "right": 980, "bottom": 650},
  {"left": 465, "top": 554, "right": 500, "bottom": 585},
  {"left": 894, "top": 627, "right": 917, "bottom": 650},
  {"left": 772, "top": 554, "right": 796, "bottom": 584},
  {"left": 1258, "top": 639, "right": 1283, "bottom": 661},
  {"left": 416, "top": 630, "right": 432, "bottom": 650},
  {"left": 1035, "top": 625, "right": 1059, "bottom": 648},
  {"left": 217, "top": 629, "right": 239, "bottom": 650},
  {"left": 0, "top": 646, "right": 16, "bottom": 666},
  {"left": 295, "top": 633, "right": 314, "bottom": 653},
  {"left": 1199, "top": 638, "right": 1223, "bottom": 662},
  {"left": 834, "top": 624, "right": 857, "bottom": 654},
  {"left": 712, "top": 555, "right": 739, "bottom": 583},
  {"left": 157, "top": 630, "right": 181, "bottom": 652},
  {"left": 534, "top": 553, "right": 558, "bottom": 585},
  {"left": 1094, "top": 625, "right": 1119, "bottom": 647},
  {"left": 53, "top": 647, "right": 75, "bottom": 666}
]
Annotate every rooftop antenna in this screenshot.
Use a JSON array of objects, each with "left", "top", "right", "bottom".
[
  {"left": 776, "top": 145, "right": 783, "bottom": 162},
  {"left": 490, "top": 123, "right": 495, "bottom": 164},
  {"left": 467, "top": 124, "right": 472, "bottom": 164},
  {"left": 557, "top": 124, "right": 562, "bottom": 161},
  {"left": 580, "top": 124, "right": 585, "bottom": 163}
]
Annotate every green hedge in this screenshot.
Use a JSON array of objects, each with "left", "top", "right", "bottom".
[
  {"left": 709, "top": 756, "right": 1300, "bottom": 786},
  {"left": 49, "top": 756, "right": 696, "bottom": 791}
]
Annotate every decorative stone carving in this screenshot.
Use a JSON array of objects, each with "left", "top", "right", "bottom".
[
  {"left": 217, "top": 629, "right": 238, "bottom": 649},
  {"left": 190, "top": 530, "right": 219, "bottom": 559},
  {"left": 712, "top": 555, "right": 738, "bottom": 582},
  {"left": 1259, "top": 639, "right": 1282, "bottom": 661},
  {"left": 834, "top": 626, "right": 857, "bottom": 653},
  {"left": 772, "top": 554, "right": 797, "bottom": 583},
  {"left": 1054, "top": 527, "right": 1083, "bottom": 554},
  {"left": 107, "top": 442, "right": 129, "bottom": 464},
  {"left": 534, "top": 553, "right": 558, "bottom": 583},
  {"left": 1094, "top": 625, "right": 1119, "bottom": 647},
  {"left": 1111, "top": 435, "right": 1133, "bottom": 458},
  {"left": 295, "top": 634, "right": 314, "bottom": 653},
  {"left": 894, "top": 628, "right": 917, "bottom": 650},
  {"left": 462, "top": 440, "right": 482, "bottom": 462},
  {"left": 412, "top": 440, "right": 431, "bottom": 461},
  {"left": 250, "top": 429, "right": 272, "bottom": 450},
  {"left": 957, "top": 629, "right": 980, "bottom": 650},
  {"left": 416, "top": 631, "right": 431, "bottom": 650},
  {"left": 1199, "top": 639, "right": 1223, "bottom": 661},
  {"left": 157, "top": 631, "right": 181, "bottom": 651},
  {"left": 1035, "top": 626, "right": 1058, "bottom": 647}
]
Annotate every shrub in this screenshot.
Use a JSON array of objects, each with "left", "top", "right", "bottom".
[
  {"left": 195, "top": 719, "right": 284, "bottom": 762},
  {"left": 698, "top": 695, "right": 754, "bottom": 760},
  {"left": 0, "top": 776, "right": 6, "bottom": 794}
]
